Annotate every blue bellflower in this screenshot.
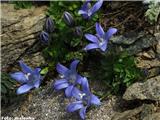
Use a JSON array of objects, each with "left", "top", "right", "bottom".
[
  {"left": 66, "top": 77, "right": 100, "bottom": 119},
  {"left": 10, "top": 61, "right": 43, "bottom": 94},
  {"left": 84, "top": 22, "right": 117, "bottom": 52},
  {"left": 78, "top": 0, "right": 103, "bottom": 19},
  {"left": 54, "top": 60, "right": 83, "bottom": 97}
]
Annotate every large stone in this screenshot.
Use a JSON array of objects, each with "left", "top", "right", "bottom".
[
  {"left": 111, "top": 106, "right": 143, "bottom": 120},
  {"left": 143, "top": 112, "right": 160, "bottom": 120},
  {"left": 110, "top": 32, "right": 144, "bottom": 45},
  {"left": 110, "top": 32, "right": 158, "bottom": 55},
  {"left": 1, "top": 3, "right": 47, "bottom": 71},
  {"left": 147, "top": 67, "right": 160, "bottom": 78},
  {"left": 112, "top": 104, "right": 159, "bottom": 120},
  {"left": 123, "top": 75, "right": 160, "bottom": 101},
  {"left": 136, "top": 58, "right": 160, "bottom": 69}
]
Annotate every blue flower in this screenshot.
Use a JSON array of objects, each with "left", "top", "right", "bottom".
[
  {"left": 78, "top": 0, "right": 103, "bottom": 19},
  {"left": 54, "top": 60, "right": 83, "bottom": 97},
  {"left": 66, "top": 77, "right": 100, "bottom": 119},
  {"left": 40, "top": 31, "right": 49, "bottom": 44},
  {"left": 84, "top": 22, "right": 117, "bottom": 52},
  {"left": 10, "top": 61, "right": 43, "bottom": 94}
]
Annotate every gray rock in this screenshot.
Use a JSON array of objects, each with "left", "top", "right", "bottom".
[
  {"left": 123, "top": 75, "right": 160, "bottom": 101},
  {"left": 136, "top": 58, "right": 160, "bottom": 69},
  {"left": 112, "top": 106, "right": 143, "bottom": 120},
  {"left": 126, "top": 34, "right": 157, "bottom": 55},
  {"left": 111, "top": 32, "right": 158, "bottom": 56},
  {"left": 143, "top": 112, "right": 160, "bottom": 120},
  {"left": 156, "top": 41, "right": 160, "bottom": 54},
  {"left": 112, "top": 104, "right": 159, "bottom": 120},
  {"left": 141, "top": 49, "right": 156, "bottom": 59},
  {"left": 1, "top": 3, "right": 47, "bottom": 71},
  {"left": 110, "top": 32, "right": 144, "bottom": 45},
  {"left": 147, "top": 67, "right": 160, "bottom": 78},
  {"left": 140, "top": 104, "right": 155, "bottom": 120}
]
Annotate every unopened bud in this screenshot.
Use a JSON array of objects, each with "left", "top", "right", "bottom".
[
  {"left": 75, "top": 26, "right": 83, "bottom": 36},
  {"left": 40, "top": 31, "right": 49, "bottom": 44},
  {"left": 45, "top": 17, "right": 55, "bottom": 33},
  {"left": 63, "top": 11, "right": 74, "bottom": 27}
]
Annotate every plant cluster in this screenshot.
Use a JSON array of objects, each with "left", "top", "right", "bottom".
[
  {"left": 43, "top": 1, "right": 101, "bottom": 70},
  {"left": 12, "top": 1, "right": 33, "bottom": 9},
  {"left": 144, "top": 0, "right": 160, "bottom": 24},
  {"left": 90, "top": 52, "right": 143, "bottom": 95},
  {"left": 10, "top": 0, "right": 143, "bottom": 119},
  {"left": 1, "top": 72, "right": 16, "bottom": 105}
]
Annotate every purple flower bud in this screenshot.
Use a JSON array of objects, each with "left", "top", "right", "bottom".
[
  {"left": 75, "top": 26, "right": 83, "bottom": 36},
  {"left": 40, "top": 31, "right": 49, "bottom": 44},
  {"left": 63, "top": 11, "right": 74, "bottom": 27},
  {"left": 45, "top": 17, "right": 55, "bottom": 33}
]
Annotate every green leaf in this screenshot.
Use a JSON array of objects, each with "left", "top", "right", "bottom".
[
  {"left": 1, "top": 85, "right": 7, "bottom": 94},
  {"left": 3, "top": 80, "right": 14, "bottom": 89},
  {"left": 40, "top": 67, "right": 49, "bottom": 75}
]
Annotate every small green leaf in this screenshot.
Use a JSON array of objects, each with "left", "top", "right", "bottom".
[{"left": 40, "top": 67, "right": 49, "bottom": 75}]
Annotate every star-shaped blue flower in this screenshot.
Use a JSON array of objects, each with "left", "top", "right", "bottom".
[
  {"left": 10, "top": 61, "right": 43, "bottom": 94},
  {"left": 66, "top": 77, "right": 100, "bottom": 119},
  {"left": 78, "top": 0, "right": 103, "bottom": 19},
  {"left": 84, "top": 22, "right": 117, "bottom": 52},
  {"left": 54, "top": 60, "right": 83, "bottom": 97}
]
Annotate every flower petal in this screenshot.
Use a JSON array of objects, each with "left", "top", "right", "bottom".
[
  {"left": 56, "top": 63, "right": 69, "bottom": 75},
  {"left": 34, "top": 68, "right": 41, "bottom": 73},
  {"left": 66, "top": 101, "right": 83, "bottom": 112},
  {"left": 16, "top": 84, "right": 33, "bottom": 94},
  {"left": 33, "top": 68, "right": 41, "bottom": 78},
  {"left": 81, "top": 0, "right": 91, "bottom": 11},
  {"left": 84, "top": 43, "right": 99, "bottom": 51},
  {"left": 78, "top": 10, "right": 88, "bottom": 15},
  {"left": 72, "top": 87, "right": 82, "bottom": 100},
  {"left": 90, "top": 0, "right": 103, "bottom": 15},
  {"left": 76, "top": 75, "right": 84, "bottom": 84},
  {"left": 100, "top": 41, "right": 107, "bottom": 52},
  {"left": 10, "top": 72, "right": 27, "bottom": 83},
  {"left": 54, "top": 81, "right": 69, "bottom": 90},
  {"left": 34, "top": 79, "right": 41, "bottom": 88},
  {"left": 105, "top": 27, "right": 117, "bottom": 40},
  {"left": 54, "top": 79, "right": 68, "bottom": 87},
  {"left": 19, "top": 61, "right": 32, "bottom": 74},
  {"left": 79, "top": 107, "right": 87, "bottom": 120},
  {"left": 70, "top": 60, "right": 79, "bottom": 72},
  {"left": 96, "top": 22, "right": 104, "bottom": 37},
  {"left": 85, "top": 34, "right": 98, "bottom": 43},
  {"left": 81, "top": 77, "right": 90, "bottom": 94},
  {"left": 65, "top": 85, "right": 74, "bottom": 97},
  {"left": 90, "top": 94, "right": 101, "bottom": 105}
]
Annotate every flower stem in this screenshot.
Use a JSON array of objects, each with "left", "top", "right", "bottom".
[{"left": 83, "top": 25, "right": 95, "bottom": 32}]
